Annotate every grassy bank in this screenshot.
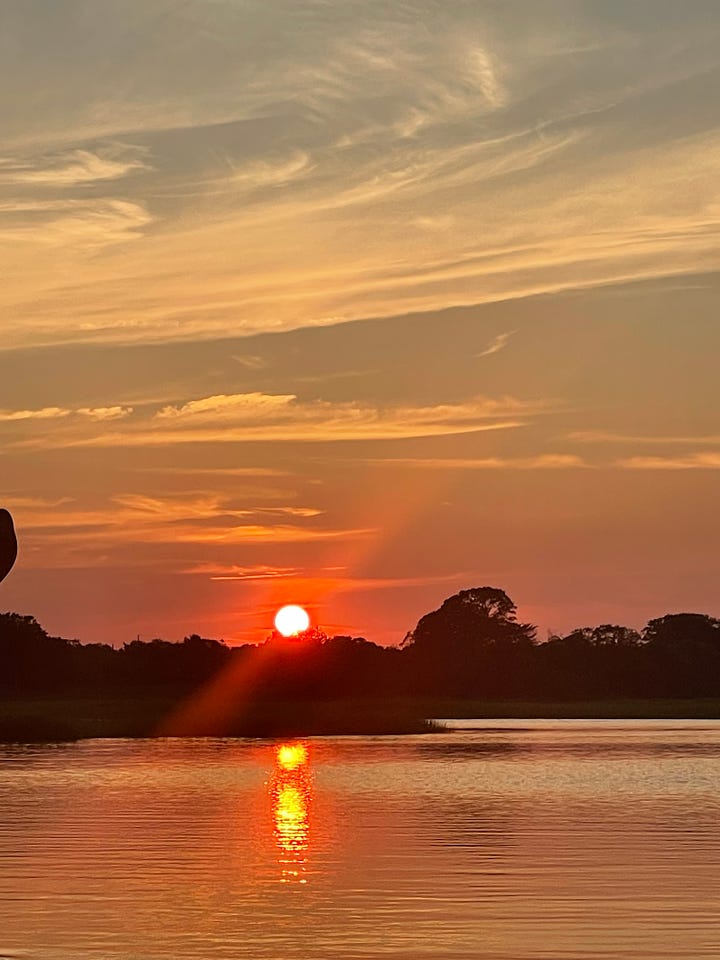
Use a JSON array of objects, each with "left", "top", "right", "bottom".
[
  {"left": 0, "top": 696, "right": 438, "bottom": 742},
  {"left": 2, "top": 695, "right": 720, "bottom": 742}
]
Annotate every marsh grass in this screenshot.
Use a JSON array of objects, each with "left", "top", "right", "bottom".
[
  {"left": 1, "top": 696, "right": 719, "bottom": 742},
  {"left": 0, "top": 696, "right": 439, "bottom": 741}
]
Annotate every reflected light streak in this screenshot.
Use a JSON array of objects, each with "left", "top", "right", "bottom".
[
  {"left": 277, "top": 742, "right": 308, "bottom": 772},
  {"left": 272, "top": 742, "right": 311, "bottom": 884}
]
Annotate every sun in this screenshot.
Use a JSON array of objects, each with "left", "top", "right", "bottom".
[{"left": 274, "top": 604, "right": 311, "bottom": 637}]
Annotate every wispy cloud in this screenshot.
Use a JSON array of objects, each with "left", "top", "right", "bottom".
[
  {"left": 569, "top": 431, "right": 720, "bottom": 446},
  {"left": 476, "top": 330, "right": 516, "bottom": 358},
  {"left": 0, "top": 144, "right": 152, "bottom": 253},
  {"left": 156, "top": 393, "right": 295, "bottom": 422},
  {"left": 135, "top": 466, "right": 289, "bottom": 478},
  {"left": 618, "top": 454, "right": 720, "bottom": 470},
  {"left": 154, "top": 393, "right": 546, "bottom": 434},
  {"left": 228, "top": 150, "right": 313, "bottom": 189},
  {"left": 184, "top": 563, "right": 301, "bottom": 581},
  {"left": 187, "top": 561, "right": 472, "bottom": 595},
  {"left": 0, "top": 197, "right": 153, "bottom": 247},
  {"left": 12, "top": 492, "right": 372, "bottom": 567},
  {"left": 4, "top": 496, "right": 74, "bottom": 510},
  {"left": 77, "top": 406, "right": 134, "bottom": 421},
  {"left": 110, "top": 493, "right": 322, "bottom": 521},
  {"left": 0, "top": 147, "right": 148, "bottom": 187},
  {"left": 364, "top": 454, "right": 588, "bottom": 470},
  {"left": 0, "top": 404, "right": 132, "bottom": 423},
  {"left": 2, "top": 4, "right": 720, "bottom": 347},
  {"left": 0, "top": 406, "right": 71, "bottom": 422},
  {"left": 232, "top": 354, "right": 267, "bottom": 369},
  {"left": 12, "top": 392, "right": 547, "bottom": 449}
]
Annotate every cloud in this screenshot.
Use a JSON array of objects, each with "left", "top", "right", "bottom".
[
  {"left": 3, "top": 4, "right": 720, "bottom": 347},
  {"left": 0, "top": 198, "right": 152, "bottom": 247},
  {"left": 184, "top": 563, "right": 301, "bottom": 581},
  {"left": 135, "top": 466, "right": 289, "bottom": 478},
  {"left": 364, "top": 454, "right": 588, "bottom": 470},
  {"left": 232, "top": 354, "right": 267, "bottom": 369},
  {"left": 329, "top": 571, "right": 477, "bottom": 594},
  {"left": 78, "top": 406, "right": 133, "bottom": 421},
  {"left": 569, "top": 431, "right": 720, "bottom": 446},
  {"left": 25, "top": 392, "right": 546, "bottom": 449},
  {"left": 0, "top": 147, "right": 148, "bottom": 187},
  {"left": 0, "top": 406, "right": 71, "bottom": 422},
  {"left": 155, "top": 392, "right": 544, "bottom": 428},
  {"left": 108, "top": 494, "right": 320, "bottom": 522},
  {"left": 618, "top": 454, "right": 720, "bottom": 470},
  {"left": 3, "top": 496, "right": 73, "bottom": 510},
  {"left": 228, "top": 151, "right": 313, "bottom": 189},
  {"left": 412, "top": 215, "right": 455, "bottom": 231},
  {"left": 0, "top": 404, "right": 132, "bottom": 424},
  {"left": 293, "top": 368, "right": 376, "bottom": 385},
  {"left": 20, "top": 521, "right": 376, "bottom": 567},
  {"left": 156, "top": 393, "right": 296, "bottom": 421},
  {"left": 185, "top": 561, "right": 473, "bottom": 595},
  {"left": 476, "top": 330, "right": 516, "bottom": 358},
  {"left": 0, "top": 144, "right": 152, "bottom": 253},
  {"left": 466, "top": 45, "right": 506, "bottom": 110},
  {"left": 12, "top": 492, "right": 372, "bottom": 567}
]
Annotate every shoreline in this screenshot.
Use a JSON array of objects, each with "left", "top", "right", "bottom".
[{"left": 2, "top": 696, "right": 720, "bottom": 742}]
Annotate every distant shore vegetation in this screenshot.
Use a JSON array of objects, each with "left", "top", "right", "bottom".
[{"left": 1, "top": 587, "right": 719, "bottom": 740}]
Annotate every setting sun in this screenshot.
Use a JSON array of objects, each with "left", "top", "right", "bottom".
[{"left": 274, "top": 605, "right": 311, "bottom": 637}]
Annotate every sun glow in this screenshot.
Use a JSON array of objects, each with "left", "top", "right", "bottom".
[{"left": 274, "top": 604, "right": 311, "bottom": 637}]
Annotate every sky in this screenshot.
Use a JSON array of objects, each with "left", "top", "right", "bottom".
[{"left": 1, "top": 0, "right": 719, "bottom": 646}]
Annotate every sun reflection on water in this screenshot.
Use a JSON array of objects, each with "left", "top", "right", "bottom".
[
  {"left": 271, "top": 742, "right": 311, "bottom": 884},
  {"left": 276, "top": 743, "right": 308, "bottom": 772}
]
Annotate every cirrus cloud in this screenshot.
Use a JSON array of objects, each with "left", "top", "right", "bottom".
[
  {"left": 29, "top": 392, "right": 549, "bottom": 448},
  {"left": 0, "top": 403, "right": 133, "bottom": 423},
  {"left": 0, "top": 147, "right": 149, "bottom": 187}
]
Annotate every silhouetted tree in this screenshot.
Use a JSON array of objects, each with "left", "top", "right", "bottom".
[
  {"left": 643, "top": 613, "right": 720, "bottom": 649},
  {"left": 403, "top": 587, "right": 535, "bottom": 653},
  {"left": 316, "top": 635, "right": 397, "bottom": 698},
  {"left": 539, "top": 624, "right": 644, "bottom": 699},
  {"left": 641, "top": 613, "right": 720, "bottom": 697},
  {"left": 402, "top": 587, "right": 536, "bottom": 697},
  {"left": 3, "top": 589, "right": 720, "bottom": 706},
  {"left": 119, "top": 635, "right": 230, "bottom": 691},
  {"left": 589, "top": 624, "right": 642, "bottom": 647},
  {"left": 0, "top": 613, "right": 78, "bottom": 693}
]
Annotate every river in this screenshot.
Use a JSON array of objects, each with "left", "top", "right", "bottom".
[{"left": 1, "top": 720, "right": 718, "bottom": 958}]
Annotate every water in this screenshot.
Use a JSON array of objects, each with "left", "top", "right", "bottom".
[{"left": 1, "top": 720, "right": 719, "bottom": 959}]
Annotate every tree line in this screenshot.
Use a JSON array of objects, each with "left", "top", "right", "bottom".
[{"left": 1, "top": 586, "right": 719, "bottom": 701}]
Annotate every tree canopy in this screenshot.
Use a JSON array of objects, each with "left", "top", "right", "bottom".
[
  {"left": 1, "top": 587, "right": 719, "bottom": 702},
  {"left": 402, "top": 587, "right": 536, "bottom": 654},
  {"left": 644, "top": 613, "right": 720, "bottom": 649}
]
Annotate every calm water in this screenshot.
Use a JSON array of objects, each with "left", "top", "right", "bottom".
[{"left": 1, "top": 720, "right": 719, "bottom": 959}]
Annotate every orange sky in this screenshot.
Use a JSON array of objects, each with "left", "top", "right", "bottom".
[{"left": 1, "top": 1, "right": 719, "bottom": 645}]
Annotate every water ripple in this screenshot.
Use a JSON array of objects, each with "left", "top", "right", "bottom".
[{"left": 1, "top": 722, "right": 719, "bottom": 959}]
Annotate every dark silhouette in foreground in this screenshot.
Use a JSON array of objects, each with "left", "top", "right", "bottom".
[
  {"left": 0, "top": 509, "right": 17, "bottom": 585},
  {"left": 1, "top": 587, "right": 720, "bottom": 740}
]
